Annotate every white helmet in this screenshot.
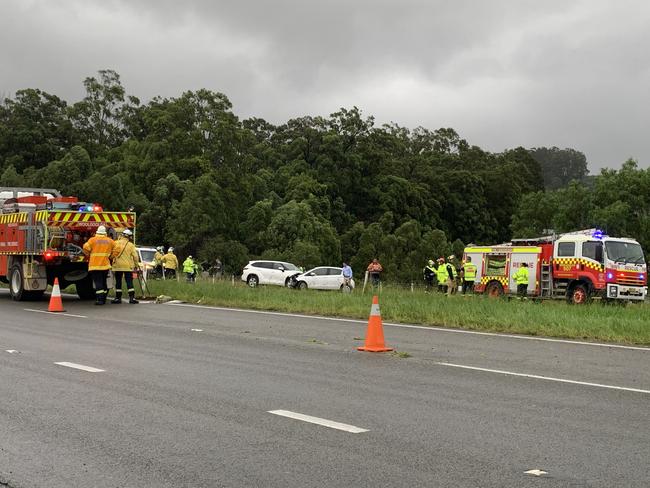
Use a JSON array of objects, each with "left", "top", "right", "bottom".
[
  {"left": 96, "top": 225, "right": 107, "bottom": 235},
  {"left": 168, "top": 247, "right": 174, "bottom": 252},
  {"left": 157, "top": 246, "right": 163, "bottom": 252},
  {"left": 122, "top": 229, "right": 133, "bottom": 237}
]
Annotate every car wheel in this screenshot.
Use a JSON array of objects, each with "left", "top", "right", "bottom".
[
  {"left": 340, "top": 284, "right": 352, "bottom": 293},
  {"left": 247, "top": 275, "right": 259, "bottom": 288},
  {"left": 285, "top": 277, "right": 292, "bottom": 287},
  {"left": 298, "top": 281, "right": 308, "bottom": 290}
]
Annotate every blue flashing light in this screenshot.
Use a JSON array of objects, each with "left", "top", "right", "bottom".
[
  {"left": 592, "top": 229, "right": 604, "bottom": 239},
  {"left": 607, "top": 272, "right": 614, "bottom": 280},
  {"left": 640, "top": 274, "right": 645, "bottom": 280}
]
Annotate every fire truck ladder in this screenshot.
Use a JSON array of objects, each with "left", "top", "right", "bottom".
[{"left": 540, "top": 263, "right": 553, "bottom": 297}]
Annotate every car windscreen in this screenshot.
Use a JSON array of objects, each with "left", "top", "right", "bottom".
[
  {"left": 605, "top": 241, "right": 645, "bottom": 264},
  {"left": 140, "top": 250, "right": 156, "bottom": 262},
  {"left": 282, "top": 263, "right": 299, "bottom": 271}
]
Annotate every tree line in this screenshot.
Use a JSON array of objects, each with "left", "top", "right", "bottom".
[{"left": 1, "top": 70, "right": 646, "bottom": 281}]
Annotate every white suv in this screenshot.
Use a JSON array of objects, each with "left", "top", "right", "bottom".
[{"left": 241, "top": 260, "right": 300, "bottom": 287}]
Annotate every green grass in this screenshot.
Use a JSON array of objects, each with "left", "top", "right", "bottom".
[{"left": 144, "top": 279, "right": 650, "bottom": 345}]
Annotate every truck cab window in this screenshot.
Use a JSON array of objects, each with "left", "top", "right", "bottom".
[
  {"left": 582, "top": 241, "right": 603, "bottom": 263},
  {"left": 557, "top": 242, "right": 575, "bottom": 257}
]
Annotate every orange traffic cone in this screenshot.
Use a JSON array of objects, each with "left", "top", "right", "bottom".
[
  {"left": 48, "top": 277, "right": 65, "bottom": 312},
  {"left": 357, "top": 295, "right": 393, "bottom": 352}
]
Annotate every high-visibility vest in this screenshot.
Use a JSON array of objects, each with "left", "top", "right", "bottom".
[
  {"left": 463, "top": 263, "right": 477, "bottom": 281},
  {"left": 83, "top": 235, "right": 115, "bottom": 271},
  {"left": 514, "top": 267, "right": 529, "bottom": 285},
  {"left": 436, "top": 264, "right": 448, "bottom": 282}
]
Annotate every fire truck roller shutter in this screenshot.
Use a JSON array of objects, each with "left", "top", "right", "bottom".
[{"left": 508, "top": 252, "right": 540, "bottom": 295}]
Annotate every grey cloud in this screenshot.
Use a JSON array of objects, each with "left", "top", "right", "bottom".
[{"left": 1, "top": 0, "right": 649, "bottom": 170}]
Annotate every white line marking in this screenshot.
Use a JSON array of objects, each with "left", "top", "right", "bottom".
[
  {"left": 54, "top": 362, "right": 105, "bottom": 372},
  {"left": 268, "top": 410, "right": 369, "bottom": 433},
  {"left": 437, "top": 362, "right": 650, "bottom": 395},
  {"left": 24, "top": 308, "right": 87, "bottom": 318},
  {"left": 190, "top": 328, "right": 203, "bottom": 332},
  {"left": 167, "top": 302, "right": 650, "bottom": 352},
  {"left": 524, "top": 469, "right": 548, "bottom": 477},
  {"left": 5, "top": 350, "right": 19, "bottom": 354}
]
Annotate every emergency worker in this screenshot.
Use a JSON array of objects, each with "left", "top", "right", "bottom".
[
  {"left": 153, "top": 246, "right": 164, "bottom": 278},
  {"left": 514, "top": 262, "right": 529, "bottom": 299},
  {"left": 111, "top": 229, "right": 140, "bottom": 304},
  {"left": 162, "top": 247, "right": 179, "bottom": 279},
  {"left": 436, "top": 257, "right": 447, "bottom": 293},
  {"left": 183, "top": 255, "right": 197, "bottom": 282},
  {"left": 82, "top": 225, "right": 115, "bottom": 305},
  {"left": 423, "top": 259, "right": 436, "bottom": 292},
  {"left": 446, "top": 255, "right": 458, "bottom": 296},
  {"left": 461, "top": 256, "right": 477, "bottom": 294}
]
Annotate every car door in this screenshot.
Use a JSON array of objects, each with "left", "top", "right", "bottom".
[
  {"left": 271, "top": 262, "right": 287, "bottom": 285},
  {"left": 327, "top": 267, "right": 343, "bottom": 289},
  {"left": 307, "top": 268, "right": 329, "bottom": 288}
]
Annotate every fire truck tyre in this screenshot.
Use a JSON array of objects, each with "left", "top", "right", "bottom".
[
  {"left": 76, "top": 275, "right": 96, "bottom": 300},
  {"left": 246, "top": 275, "right": 259, "bottom": 288},
  {"left": 569, "top": 284, "right": 590, "bottom": 305},
  {"left": 8, "top": 265, "right": 43, "bottom": 301},
  {"left": 485, "top": 281, "right": 504, "bottom": 298}
]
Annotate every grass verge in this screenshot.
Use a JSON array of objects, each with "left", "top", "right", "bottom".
[{"left": 145, "top": 279, "right": 650, "bottom": 346}]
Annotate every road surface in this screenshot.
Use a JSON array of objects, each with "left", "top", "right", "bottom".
[{"left": 0, "top": 291, "right": 648, "bottom": 487}]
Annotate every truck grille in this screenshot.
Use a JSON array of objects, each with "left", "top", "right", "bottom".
[{"left": 616, "top": 277, "right": 645, "bottom": 286}]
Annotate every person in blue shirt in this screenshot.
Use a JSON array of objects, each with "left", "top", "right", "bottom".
[{"left": 342, "top": 262, "right": 353, "bottom": 288}]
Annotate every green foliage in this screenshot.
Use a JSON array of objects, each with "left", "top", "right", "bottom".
[
  {"left": 6, "top": 69, "right": 645, "bottom": 284},
  {"left": 529, "top": 146, "right": 589, "bottom": 190},
  {"left": 511, "top": 159, "right": 650, "bottom": 252}
]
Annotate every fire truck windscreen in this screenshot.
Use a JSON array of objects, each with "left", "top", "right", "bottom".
[{"left": 605, "top": 241, "right": 645, "bottom": 264}]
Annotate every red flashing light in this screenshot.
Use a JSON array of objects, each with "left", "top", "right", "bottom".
[
  {"left": 44, "top": 251, "right": 55, "bottom": 261},
  {"left": 93, "top": 205, "right": 103, "bottom": 212}
]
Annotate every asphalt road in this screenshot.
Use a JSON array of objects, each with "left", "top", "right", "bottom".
[{"left": 0, "top": 290, "right": 648, "bottom": 488}]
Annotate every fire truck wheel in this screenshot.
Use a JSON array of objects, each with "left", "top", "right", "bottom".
[
  {"left": 9, "top": 264, "right": 44, "bottom": 301},
  {"left": 485, "top": 281, "right": 504, "bottom": 298},
  {"left": 569, "top": 283, "right": 590, "bottom": 305},
  {"left": 9, "top": 264, "right": 25, "bottom": 301}
]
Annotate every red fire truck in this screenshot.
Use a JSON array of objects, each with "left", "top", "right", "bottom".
[
  {"left": 0, "top": 187, "right": 135, "bottom": 301},
  {"left": 464, "top": 229, "right": 647, "bottom": 303}
]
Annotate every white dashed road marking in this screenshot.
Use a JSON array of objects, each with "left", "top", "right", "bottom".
[
  {"left": 268, "top": 410, "right": 369, "bottom": 433},
  {"left": 54, "top": 362, "right": 105, "bottom": 372},
  {"left": 525, "top": 469, "right": 548, "bottom": 477},
  {"left": 5, "top": 350, "right": 19, "bottom": 354},
  {"left": 190, "top": 328, "right": 203, "bottom": 332},
  {"left": 438, "top": 362, "right": 650, "bottom": 395},
  {"left": 24, "top": 308, "right": 87, "bottom": 318}
]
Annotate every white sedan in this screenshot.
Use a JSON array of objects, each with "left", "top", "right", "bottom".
[{"left": 293, "top": 267, "right": 354, "bottom": 291}]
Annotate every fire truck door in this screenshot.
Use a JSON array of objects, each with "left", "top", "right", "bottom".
[{"left": 509, "top": 252, "right": 539, "bottom": 294}]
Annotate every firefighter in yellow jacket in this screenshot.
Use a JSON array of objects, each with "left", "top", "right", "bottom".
[
  {"left": 162, "top": 247, "right": 179, "bottom": 279},
  {"left": 83, "top": 225, "right": 115, "bottom": 305},
  {"left": 111, "top": 229, "right": 140, "bottom": 304}
]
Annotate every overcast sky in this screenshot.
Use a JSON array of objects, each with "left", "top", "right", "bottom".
[{"left": 2, "top": 0, "right": 649, "bottom": 171}]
